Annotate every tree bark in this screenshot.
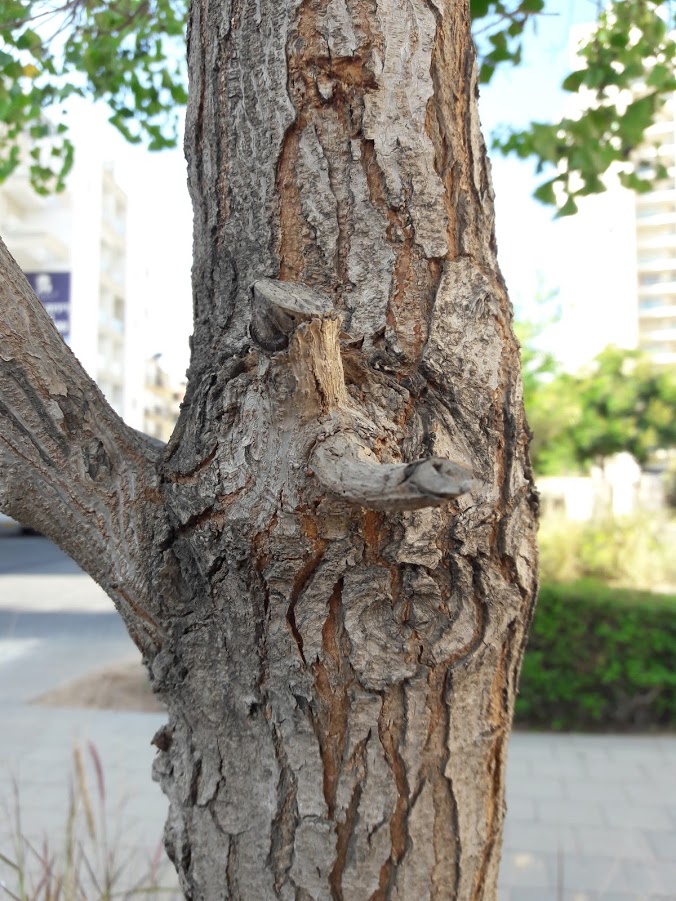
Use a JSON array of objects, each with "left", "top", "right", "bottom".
[{"left": 0, "top": 1, "right": 538, "bottom": 899}]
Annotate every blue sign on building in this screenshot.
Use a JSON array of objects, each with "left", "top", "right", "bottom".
[{"left": 25, "top": 272, "right": 71, "bottom": 342}]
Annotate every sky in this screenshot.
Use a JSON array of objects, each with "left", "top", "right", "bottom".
[{"left": 84, "top": 0, "right": 603, "bottom": 382}]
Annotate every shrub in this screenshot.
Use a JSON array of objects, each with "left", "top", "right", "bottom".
[
  {"left": 516, "top": 581, "right": 676, "bottom": 730},
  {"left": 538, "top": 513, "right": 676, "bottom": 591}
]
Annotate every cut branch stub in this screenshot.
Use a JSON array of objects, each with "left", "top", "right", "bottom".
[
  {"left": 312, "top": 432, "right": 481, "bottom": 512},
  {"left": 251, "top": 277, "right": 480, "bottom": 509},
  {"left": 251, "top": 277, "right": 336, "bottom": 351}
]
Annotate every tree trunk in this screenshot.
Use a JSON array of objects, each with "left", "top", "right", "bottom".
[{"left": 0, "top": 1, "right": 538, "bottom": 899}]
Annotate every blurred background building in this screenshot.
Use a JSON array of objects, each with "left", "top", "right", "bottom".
[
  {"left": 143, "top": 354, "right": 186, "bottom": 443},
  {"left": 634, "top": 97, "right": 676, "bottom": 366},
  {"left": 0, "top": 158, "right": 129, "bottom": 418},
  {"left": 0, "top": 137, "right": 189, "bottom": 444}
]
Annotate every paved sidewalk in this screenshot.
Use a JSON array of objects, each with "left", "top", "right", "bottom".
[
  {"left": 500, "top": 733, "right": 676, "bottom": 900},
  {"left": 1, "top": 705, "right": 674, "bottom": 899},
  {"left": 0, "top": 703, "right": 179, "bottom": 896},
  {"left": 1, "top": 540, "right": 674, "bottom": 899}
]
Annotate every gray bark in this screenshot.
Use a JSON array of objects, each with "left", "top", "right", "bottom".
[{"left": 0, "top": 1, "right": 538, "bottom": 899}]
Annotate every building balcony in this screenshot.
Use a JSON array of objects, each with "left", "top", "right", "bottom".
[
  {"left": 637, "top": 281, "right": 676, "bottom": 297},
  {"left": 1, "top": 176, "right": 51, "bottom": 212},
  {"left": 635, "top": 211, "right": 676, "bottom": 228},
  {"left": 98, "top": 320, "right": 125, "bottom": 338},
  {"left": 101, "top": 220, "right": 126, "bottom": 249},
  {"left": 639, "top": 327, "right": 676, "bottom": 344},
  {"left": 636, "top": 231, "right": 676, "bottom": 252},
  {"left": 636, "top": 257, "right": 676, "bottom": 273},
  {"left": 638, "top": 300, "right": 676, "bottom": 317},
  {"left": 100, "top": 269, "right": 126, "bottom": 294},
  {"left": 636, "top": 188, "right": 676, "bottom": 206}
]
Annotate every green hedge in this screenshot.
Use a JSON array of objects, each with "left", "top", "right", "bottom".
[{"left": 515, "top": 581, "right": 676, "bottom": 731}]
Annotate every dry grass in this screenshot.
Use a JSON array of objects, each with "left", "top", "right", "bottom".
[{"left": 0, "top": 743, "right": 178, "bottom": 900}]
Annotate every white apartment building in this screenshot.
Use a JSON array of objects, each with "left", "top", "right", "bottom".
[
  {"left": 633, "top": 99, "right": 676, "bottom": 366},
  {"left": 0, "top": 157, "right": 129, "bottom": 417},
  {"left": 554, "top": 171, "right": 640, "bottom": 371}
]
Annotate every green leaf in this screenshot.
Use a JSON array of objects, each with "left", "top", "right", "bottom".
[
  {"left": 470, "top": 0, "right": 491, "bottom": 18},
  {"left": 533, "top": 178, "right": 558, "bottom": 206},
  {"left": 561, "top": 70, "right": 585, "bottom": 92},
  {"left": 557, "top": 195, "right": 578, "bottom": 217}
]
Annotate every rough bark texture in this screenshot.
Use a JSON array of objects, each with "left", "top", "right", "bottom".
[{"left": 0, "top": 1, "right": 538, "bottom": 899}]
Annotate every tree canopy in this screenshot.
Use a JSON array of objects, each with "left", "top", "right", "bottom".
[{"left": 0, "top": 0, "right": 674, "bottom": 207}]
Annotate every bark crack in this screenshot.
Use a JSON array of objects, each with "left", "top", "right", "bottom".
[
  {"left": 311, "top": 577, "right": 350, "bottom": 818},
  {"left": 329, "top": 731, "right": 371, "bottom": 901},
  {"left": 430, "top": 667, "right": 461, "bottom": 900},
  {"left": 287, "top": 535, "right": 328, "bottom": 664},
  {"left": 269, "top": 724, "right": 301, "bottom": 895},
  {"left": 371, "top": 684, "right": 410, "bottom": 900}
]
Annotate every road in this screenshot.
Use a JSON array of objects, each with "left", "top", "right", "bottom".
[
  {"left": 0, "top": 534, "right": 176, "bottom": 895},
  {"left": 0, "top": 534, "right": 137, "bottom": 701}
]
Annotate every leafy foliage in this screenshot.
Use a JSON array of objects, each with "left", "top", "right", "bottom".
[
  {"left": 522, "top": 343, "right": 676, "bottom": 472},
  {"left": 494, "top": 0, "right": 676, "bottom": 214},
  {"left": 0, "top": 0, "right": 187, "bottom": 192},
  {"left": 470, "top": 0, "right": 546, "bottom": 84},
  {"left": 568, "top": 347, "right": 676, "bottom": 466},
  {"left": 516, "top": 580, "right": 676, "bottom": 730}
]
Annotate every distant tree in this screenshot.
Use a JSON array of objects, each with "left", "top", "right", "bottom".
[
  {"left": 568, "top": 347, "right": 676, "bottom": 468},
  {"left": 522, "top": 343, "right": 676, "bottom": 472},
  {"left": 0, "top": 0, "right": 674, "bottom": 208}
]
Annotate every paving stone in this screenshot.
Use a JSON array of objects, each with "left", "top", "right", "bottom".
[
  {"left": 536, "top": 799, "right": 606, "bottom": 827},
  {"left": 499, "top": 850, "right": 555, "bottom": 888},
  {"left": 506, "top": 797, "right": 538, "bottom": 821},
  {"left": 585, "top": 762, "right": 652, "bottom": 784},
  {"left": 574, "top": 826, "right": 655, "bottom": 860},
  {"left": 557, "top": 891, "right": 668, "bottom": 901},
  {"left": 602, "top": 801, "right": 674, "bottom": 830},
  {"left": 644, "top": 831, "right": 676, "bottom": 861},
  {"left": 507, "top": 777, "right": 567, "bottom": 801},
  {"left": 624, "top": 783, "right": 676, "bottom": 805},
  {"left": 496, "top": 889, "right": 563, "bottom": 901},
  {"left": 562, "top": 778, "right": 628, "bottom": 803},
  {"left": 641, "top": 859, "right": 676, "bottom": 893},
  {"left": 557, "top": 855, "right": 630, "bottom": 893},
  {"left": 503, "top": 821, "right": 576, "bottom": 854}
]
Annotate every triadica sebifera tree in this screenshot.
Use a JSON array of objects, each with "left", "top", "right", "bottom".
[{"left": 0, "top": 1, "right": 538, "bottom": 898}]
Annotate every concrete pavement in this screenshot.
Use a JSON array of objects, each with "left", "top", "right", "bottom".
[
  {"left": 501, "top": 732, "right": 676, "bottom": 900},
  {"left": 1, "top": 536, "right": 675, "bottom": 899},
  {"left": 3, "top": 703, "right": 674, "bottom": 900}
]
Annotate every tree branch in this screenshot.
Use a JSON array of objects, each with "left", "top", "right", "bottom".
[{"left": 0, "top": 237, "right": 163, "bottom": 655}]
